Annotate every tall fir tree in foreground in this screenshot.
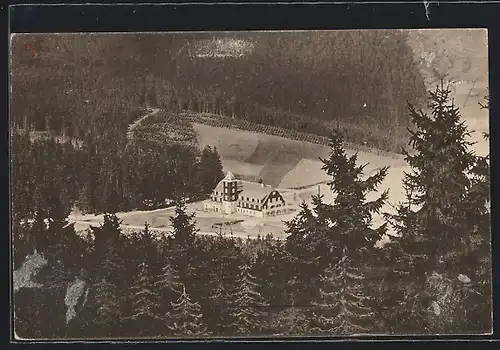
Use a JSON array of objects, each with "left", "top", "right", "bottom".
[
  {"left": 167, "top": 201, "right": 204, "bottom": 315},
  {"left": 228, "top": 263, "right": 268, "bottom": 335},
  {"left": 155, "top": 242, "right": 183, "bottom": 333},
  {"left": 383, "top": 83, "right": 491, "bottom": 333},
  {"left": 155, "top": 262, "right": 182, "bottom": 302},
  {"left": 170, "top": 201, "right": 199, "bottom": 249},
  {"left": 254, "top": 237, "right": 288, "bottom": 306},
  {"left": 402, "top": 82, "right": 478, "bottom": 261},
  {"left": 168, "top": 201, "right": 199, "bottom": 284},
  {"left": 156, "top": 262, "right": 182, "bottom": 314},
  {"left": 81, "top": 214, "right": 126, "bottom": 337},
  {"left": 284, "top": 200, "right": 330, "bottom": 306},
  {"left": 306, "top": 132, "right": 389, "bottom": 335},
  {"left": 91, "top": 276, "right": 122, "bottom": 336},
  {"left": 169, "top": 284, "right": 208, "bottom": 337},
  {"left": 124, "top": 261, "right": 163, "bottom": 337},
  {"left": 458, "top": 92, "right": 491, "bottom": 332},
  {"left": 206, "top": 235, "right": 241, "bottom": 335}
]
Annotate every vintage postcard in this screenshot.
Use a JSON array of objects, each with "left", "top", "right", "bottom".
[{"left": 11, "top": 29, "right": 491, "bottom": 339}]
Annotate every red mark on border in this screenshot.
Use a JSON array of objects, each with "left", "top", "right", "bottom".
[{"left": 25, "top": 43, "right": 38, "bottom": 58}]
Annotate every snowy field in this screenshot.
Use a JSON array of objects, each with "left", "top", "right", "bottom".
[{"left": 70, "top": 87, "right": 487, "bottom": 243}]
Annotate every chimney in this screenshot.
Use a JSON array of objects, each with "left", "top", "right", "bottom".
[
  {"left": 261, "top": 182, "right": 264, "bottom": 188},
  {"left": 318, "top": 184, "right": 321, "bottom": 196}
]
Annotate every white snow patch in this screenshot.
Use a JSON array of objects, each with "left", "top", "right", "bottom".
[
  {"left": 13, "top": 250, "right": 47, "bottom": 292},
  {"left": 430, "top": 301, "right": 441, "bottom": 316},
  {"left": 64, "top": 277, "right": 86, "bottom": 324},
  {"left": 458, "top": 274, "right": 471, "bottom": 284}
]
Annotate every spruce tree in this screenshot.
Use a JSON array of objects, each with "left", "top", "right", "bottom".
[
  {"left": 168, "top": 202, "right": 199, "bottom": 283},
  {"left": 384, "top": 83, "right": 491, "bottom": 334},
  {"left": 76, "top": 184, "right": 93, "bottom": 214},
  {"left": 310, "top": 263, "right": 343, "bottom": 334},
  {"left": 270, "top": 306, "right": 311, "bottom": 336},
  {"left": 210, "top": 147, "right": 224, "bottom": 185},
  {"left": 124, "top": 261, "right": 163, "bottom": 337},
  {"left": 284, "top": 200, "right": 329, "bottom": 306},
  {"left": 170, "top": 201, "right": 199, "bottom": 249},
  {"left": 135, "top": 222, "right": 161, "bottom": 273},
  {"left": 206, "top": 235, "right": 241, "bottom": 335},
  {"left": 156, "top": 263, "right": 182, "bottom": 301},
  {"left": 401, "top": 82, "right": 478, "bottom": 262},
  {"left": 461, "top": 93, "right": 491, "bottom": 332},
  {"left": 169, "top": 284, "right": 208, "bottom": 337},
  {"left": 306, "top": 132, "right": 388, "bottom": 335},
  {"left": 229, "top": 263, "right": 268, "bottom": 336},
  {"left": 90, "top": 276, "right": 122, "bottom": 336},
  {"left": 379, "top": 184, "right": 424, "bottom": 333},
  {"left": 83, "top": 214, "right": 126, "bottom": 337},
  {"left": 197, "top": 145, "right": 224, "bottom": 195},
  {"left": 253, "top": 236, "right": 288, "bottom": 329},
  {"left": 312, "top": 247, "right": 380, "bottom": 335},
  {"left": 155, "top": 262, "right": 183, "bottom": 333}
]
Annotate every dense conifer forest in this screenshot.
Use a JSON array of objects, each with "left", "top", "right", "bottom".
[
  {"left": 10, "top": 31, "right": 426, "bottom": 152},
  {"left": 12, "top": 85, "right": 491, "bottom": 338}
]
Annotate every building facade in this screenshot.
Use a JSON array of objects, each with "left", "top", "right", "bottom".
[{"left": 203, "top": 171, "right": 292, "bottom": 218}]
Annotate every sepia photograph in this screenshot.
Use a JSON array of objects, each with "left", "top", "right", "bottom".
[{"left": 10, "top": 29, "right": 491, "bottom": 339}]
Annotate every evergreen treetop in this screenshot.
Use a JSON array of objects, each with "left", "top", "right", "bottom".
[
  {"left": 311, "top": 249, "right": 376, "bottom": 335},
  {"left": 170, "top": 201, "right": 199, "bottom": 248},
  {"left": 396, "top": 82, "right": 485, "bottom": 262},
  {"left": 229, "top": 263, "right": 268, "bottom": 335},
  {"left": 156, "top": 263, "right": 183, "bottom": 294},
  {"left": 381, "top": 82, "right": 491, "bottom": 334},
  {"left": 319, "top": 133, "right": 389, "bottom": 246},
  {"left": 125, "top": 261, "right": 162, "bottom": 323},
  {"left": 169, "top": 284, "right": 207, "bottom": 337}
]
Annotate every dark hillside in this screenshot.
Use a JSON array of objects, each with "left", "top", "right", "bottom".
[
  {"left": 10, "top": 31, "right": 426, "bottom": 151},
  {"left": 10, "top": 34, "right": 144, "bottom": 137}
]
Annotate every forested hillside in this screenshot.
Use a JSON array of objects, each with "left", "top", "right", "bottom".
[
  {"left": 13, "top": 87, "right": 491, "bottom": 338},
  {"left": 11, "top": 31, "right": 426, "bottom": 151},
  {"left": 11, "top": 31, "right": 490, "bottom": 339},
  {"left": 10, "top": 35, "right": 145, "bottom": 138}
]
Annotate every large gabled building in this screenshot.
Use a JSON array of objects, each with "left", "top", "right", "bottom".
[{"left": 203, "top": 171, "right": 292, "bottom": 218}]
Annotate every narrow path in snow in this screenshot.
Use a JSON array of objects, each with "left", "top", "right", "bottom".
[{"left": 126, "top": 107, "right": 161, "bottom": 140}]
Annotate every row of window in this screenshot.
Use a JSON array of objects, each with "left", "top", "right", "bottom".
[
  {"left": 213, "top": 193, "right": 262, "bottom": 203},
  {"left": 242, "top": 196, "right": 260, "bottom": 203},
  {"left": 212, "top": 196, "right": 285, "bottom": 206},
  {"left": 213, "top": 191, "right": 284, "bottom": 203},
  {"left": 238, "top": 208, "right": 259, "bottom": 216},
  {"left": 238, "top": 202, "right": 260, "bottom": 210}
]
